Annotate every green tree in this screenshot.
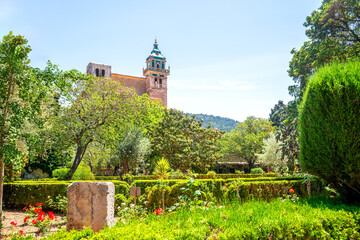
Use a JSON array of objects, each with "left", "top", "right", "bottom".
[
  {"left": 269, "top": 100, "right": 299, "bottom": 172},
  {"left": 219, "top": 116, "right": 275, "bottom": 172},
  {"left": 54, "top": 75, "right": 143, "bottom": 180},
  {"left": 149, "top": 109, "right": 223, "bottom": 172},
  {"left": 289, "top": 0, "right": 360, "bottom": 97},
  {"left": 0, "top": 32, "right": 72, "bottom": 222},
  {"left": 299, "top": 61, "right": 360, "bottom": 202},
  {"left": 110, "top": 125, "right": 151, "bottom": 176},
  {"left": 257, "top": 132, "right": 287, "bottom": 173}
]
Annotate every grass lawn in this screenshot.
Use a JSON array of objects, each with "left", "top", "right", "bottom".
[{"left": 43, "top": 197, "right": 360, "bottom": 240}]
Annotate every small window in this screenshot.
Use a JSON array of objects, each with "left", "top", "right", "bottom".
[
  {"left": 154, "top": 78, "right": 158, "bottom": 84},
  {"left": 162, "top": 62, "right": 164, "bottom": 69},
  {"left": 159, "top": 79, "right": 162, "bottom": 85},
  {"left": 157, "top": 63, "right": 160, "bottom": 68},
  {"left": 95, "top": 68, "right": 100, "bottom": 77},
  {"left": 152, "top": 61, "right": 154, "bottom": 67},
  {"left": 102, "top": 69, "right": 105, "bottom": 77}
]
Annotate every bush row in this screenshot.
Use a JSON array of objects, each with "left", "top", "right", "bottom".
[
  {"left": 132, "top": 176, "right": 305, "bottom": 191},
  {"left": 3, "top": 180, "right": 130, "bottom": 208},
  {"left": 130, "top": 173, "right": 278, "bottom": 180},
  {"left": 144, "top": 179, "right": 325, "bottom": 209}
]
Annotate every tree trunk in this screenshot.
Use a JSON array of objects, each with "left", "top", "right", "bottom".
[
  {"left": 236, "top": 186, "right": 242, "bottom": 204},
  {"left": 162, "top": 190, "right": 165, "bottom": 210},
  {"left": 0, "top": 155, "right": 4, "bottom": 234},
  {"left": 0, "top": 64, "right": 15, "bottom": 233},
  {"left": 66, "top": 146, "right": 84, "bottom": 180},
  {"left": 248, "top": 160, "right": 254, "bottom": 173}
]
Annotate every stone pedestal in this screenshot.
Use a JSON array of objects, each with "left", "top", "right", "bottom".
[{"left": 67, "top": 182, "right": 115, "bottom": 232}]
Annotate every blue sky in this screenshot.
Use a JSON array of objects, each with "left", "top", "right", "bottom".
[{"left": 0, "top": 0, "right": 322, "bottom": 121}]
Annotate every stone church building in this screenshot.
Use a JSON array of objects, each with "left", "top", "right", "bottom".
[{"left": 86, "top": 40, "right": 170, "bottom": 107}]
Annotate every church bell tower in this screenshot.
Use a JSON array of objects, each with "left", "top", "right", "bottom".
[{"left": 143, "top": 39, "right": 170, "bottom": 107}]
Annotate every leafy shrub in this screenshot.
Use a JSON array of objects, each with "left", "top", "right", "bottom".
[
  {"left": 299, "top": 61, "right": 360, "bottom": 201},
  {"left": 114, "top": 194, "right": 127, "bottom": 211},
  {"left": 169, "top": 169, "right": 183, "bottom": 179},
  {"left": 72, "top": 165, "right": 95, "bottom": 180},
  {"left": 250, "top": 167, "right": 264, "bottom": 174},
  {"left": 206, "top": 171, "right": 217, "bottom": 178},
  {"left": 52, "top": 165, "right": 95, "bottom": 181},
  {"left": 52, "top": 169, "right": 69, "bottom": 180}
]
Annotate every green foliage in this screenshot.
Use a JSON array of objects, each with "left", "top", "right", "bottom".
[
  {"left": 269, "top": 100, "right": 299, "bottom": 172},
  {"left": 187, "top": 113, "right": 239, "bottom": 132},
  {"left": 0, "top": 32, "right": 75, "bottom": 215},
  {"left": 250, "top": 168, "right": 264, "bottom": 174},
  {"left": 257, "top": 132, "right": 287, "bottom": 172},
  {"left": 131, "top": 173, "right": 279, "bottom": 180},
  {"left": 110, "top": 125, "right": 151, "bottom": 175},
  {"left": 46, "top": 194, "right": 67, "bottom": 214},
  {"left": 149, "top": 108, "right": 223, "bottom": 172},
  {"left": 52, "top": 164, "right": 94, "bottom": 180},
  {"left": 114, "top": 194, "right": 127, "bottom": 211},
  {"left": 13, "top": 197, "right": 360, "bottom": 239},
  {"left": 218, "top": 116, "right": 276, "bottom": 172},
  {"left": 140, "top": 177, "right": 324, "bottom": 207},
  {"left": 72, "top": 164, "right": 95, "bottom": 180},
  {"left": 3, "top": 180, "right": 130, "bottom": 208},
  {"left": 168, "top": 169, "right": 183, "bottom": 179},
  {"left": 153, "top": 157, "right": 170, "bottom": 179},
  {"left": 52, "top": 168, "right": 69, "bottom": 180},
  {"left": 299, "top": 61, "right": 360, "bottom": 202},
  {"left": 289, "top": 0, "right": 360, "bottom": 97}
]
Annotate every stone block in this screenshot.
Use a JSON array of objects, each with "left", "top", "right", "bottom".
[{"left": 67, "top": 182, "right": 115, "bottom": 232}]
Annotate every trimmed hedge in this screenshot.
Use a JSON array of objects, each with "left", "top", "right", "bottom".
[
  {"left": 95, "top": 176, "right": 120, "bottom": 180},
  {"left": 144, "top": 178, "right": 325, "bottom": 209},
  {"left": 4, "top": 177, "right": 324, "bottom": 209},
  {"left": 132, "top": 176, "right": 305, "bottom": 190},
  {"left": 299, "top": 61, "right": 360, "bottom": 201},
  {"left": 131, "top": 173, "right": 278, "bottom": 180},
  {"left": 4, "top": 180, "right": 130, "bottom": 208}
]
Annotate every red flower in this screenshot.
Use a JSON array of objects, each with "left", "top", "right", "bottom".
[
  {"left": 34, "top": 208, "right": 42, "bottom": 213},
  {"left": 223, "top": 184, "right": 227, "bottom": 189},
  {"left": 22, "top": 207, "right": 27, "bottom": 211},
  {"left": 289, "top": 189, "right": 294, "bottom": 194},
  {"left": 48, "top": 211, "right": 55, "bottom": 220},
  {"left": 10, "top": 221, "right": 17, "bottom": 226},
  {"left": 37, "top": 212, "right": 45, "bottom": 222},
  {"left": 35, "top": 203, "right": 42, "bottom": 206},
  {"left": 19, "top": 230, "right": 24, "bottom": 235},
  {"left": 24, "top": 216, "right": 30, "bottom": 222},
  {"left": 146, "top": 201, "right": 149, "bottom": 204},
  {"left": 155, "top": 208, "right": 164, "bottom": 215},
  {"left": 32, "top": 219, "right": 37, "bottom": 225}
]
